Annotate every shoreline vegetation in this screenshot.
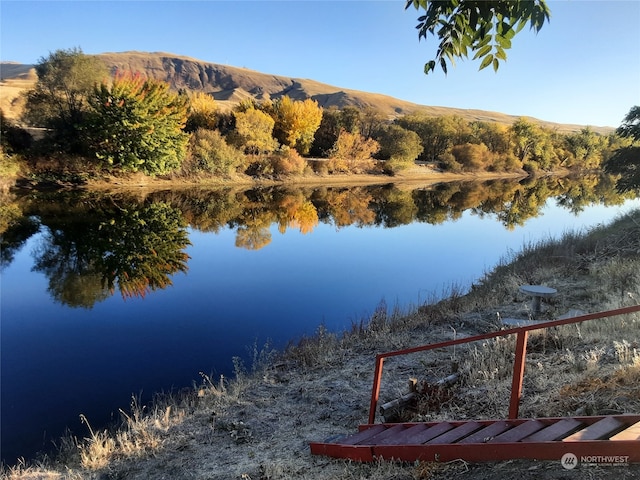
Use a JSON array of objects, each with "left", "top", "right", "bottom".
[
  {"left": 2, "top": 49, "right": 630, "bottom": 196},
  {"left": 4, "top": 205, "right": 640, "bottom": 479},
  {"left": 6, "top": 164, "right": 531, "bottom": 192}
]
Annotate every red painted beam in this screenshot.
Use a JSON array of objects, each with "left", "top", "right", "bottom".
[{"left": 508, "top": 330, "right": 529, "bottom": 419}]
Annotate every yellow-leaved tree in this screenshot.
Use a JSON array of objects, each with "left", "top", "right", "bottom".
[
  {"left": 186, "top": 92, "right": 218, "bottom": 132},
  {"left": 230, "top": 108, "right": 279, "bottom": 154},
  {"left": 270, "top": 96, "right": 323, "bottom": 155}
]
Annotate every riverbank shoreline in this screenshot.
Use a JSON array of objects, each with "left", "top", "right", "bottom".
[
  {"left": 6, "top": 162, "right": 536, "bottom": 193},
  {"left": 4, "top": 205, "right": 640, "bottom": 480}
]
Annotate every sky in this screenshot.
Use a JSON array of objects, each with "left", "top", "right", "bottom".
[{"left": 1, "top": 0, "right": 639, "bottom": 128}]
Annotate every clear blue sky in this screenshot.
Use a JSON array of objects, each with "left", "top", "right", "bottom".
[{"left": 1, "top": 1, "right": 639, "bottom": 128}]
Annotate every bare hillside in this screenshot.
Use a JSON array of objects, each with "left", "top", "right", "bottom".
[
  {"left": 0, "top": 63, "right": 37, "bottom": 121},
  {"left": 0, "top": 51, "right": 613, "bottom": 134}
]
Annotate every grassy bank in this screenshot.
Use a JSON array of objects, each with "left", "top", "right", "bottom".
[{"left": 4, "top": 210, "right": 640, "bottom": 480}]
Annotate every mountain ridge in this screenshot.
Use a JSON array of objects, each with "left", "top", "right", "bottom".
[{"left": 0, "top": 51, "right": 614, "bottom": 134}]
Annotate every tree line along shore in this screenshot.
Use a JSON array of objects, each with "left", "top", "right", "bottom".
[{"left": 2, "top": 49, "right": 637, "bottom": 193}]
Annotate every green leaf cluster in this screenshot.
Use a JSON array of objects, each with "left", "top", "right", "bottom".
[{"left": 406, "top": 0, "right": 550, "bottom": 74}]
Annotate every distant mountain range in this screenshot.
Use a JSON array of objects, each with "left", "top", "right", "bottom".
[{"left": 0, "top": 51, "right": 613, "bottom": 134}]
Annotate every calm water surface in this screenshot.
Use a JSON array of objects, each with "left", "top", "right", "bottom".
[{"left": 2, "top": 179, "right": 639, "bottom": 463}]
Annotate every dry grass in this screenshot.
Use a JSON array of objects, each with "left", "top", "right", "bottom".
[{"left": 3, "top": 210, "right": 640, "bottom": 480}]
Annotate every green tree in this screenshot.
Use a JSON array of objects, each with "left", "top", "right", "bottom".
[
  {"left": 396, "top": 114, "right": 460, "bottom": 162},
  {"left": 604, "top": 106, "right": 640, "bottom": 192},
  {"left": 374, "top": 124, "right": 423, "bottom": 174},
  {"left": 565, "top": 127, "right": 606, "bottom": 169},
  {"left": 85, "top": 72, "right": 189, "bottom": 175},
  {"left": 406, "top": 0, "right": 550, "bottom": 74},
  {"left": 310, "top": 106, "right": 363, "bottom": 157},
  {"left": 310, "top": 107, "right": 342, "bottom": 157},
  {"left": 22, "top": 47, "right": 108, "bottom": 151},
  {"left": 184, "top": 128, "right": 246, "bottom": 178}
]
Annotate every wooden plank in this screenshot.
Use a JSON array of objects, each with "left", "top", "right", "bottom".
[
  {"left": 363, "top": 424, "right": 406, "bottom": 444},
  {"left": 521, "top": 418, "right": 582, "bottom": 442},
  {"left": 371, "top": 439, "right": 640, "bottom": 463},
  {"left": 490, "top": 420, "right": 546, "bottom": 443},
  {"left": 610, "top": 421, "right": 640, "bottom": 441},
  {"left": 563, "top": 416, "right": 625, "bottom": 442},
  {"left": 458, "top": 421, "right": 511, "bottom": 444},
  {"left": 376, "top": 424, "right": 427, "bottom": 445},
  {"left": 403, "top": 422, "right": 454, "bottom": 445},
  {"left": 339, "top": 425, "right": 387, "bottom": 445},
  {"left": 426, "top": 421, "right": 483, "bottom": 444}
]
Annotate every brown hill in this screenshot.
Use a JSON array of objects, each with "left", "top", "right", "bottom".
[
  {"left": 0, "top": 51, "right": 613, "bottom": 134},
  {"left": 0, "top": 62, "right": 38, "bottom": 121}
]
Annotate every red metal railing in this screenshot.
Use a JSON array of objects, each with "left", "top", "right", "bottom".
[{"left": 368, "top": 304, "right": 640, "bottom": 424}]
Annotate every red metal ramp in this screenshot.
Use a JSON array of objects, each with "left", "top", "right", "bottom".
[{"left": 310, "top": 415, "right": 640, "bottom": 463}]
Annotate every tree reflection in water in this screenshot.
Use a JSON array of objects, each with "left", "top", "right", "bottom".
[
  {"left": 4, "top": 173, "right": 635, "bottom": 307},
  {"left": 30, "top": 200, "right": 191, "bottom": 307}
]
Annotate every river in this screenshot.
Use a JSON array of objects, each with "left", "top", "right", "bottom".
[{"left": 1, "top": 176, "right": 639, "bottom": 464}]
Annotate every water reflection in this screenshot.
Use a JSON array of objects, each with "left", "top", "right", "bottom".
[
  {"left": 26, "top": 200, "right": 191, "bottom": 307},
  {"left": 1, "top": 174, "right": 638, "bottom": 464},
  {"left": 1, "top": 174, "right": 634, "bottom": 308}
]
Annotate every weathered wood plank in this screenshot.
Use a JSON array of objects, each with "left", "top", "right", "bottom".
[
  {"left": 521, "top": 418, "right": 582, "bottom": 442},
  {"left": 339, "top": 425, "right": 387, "bottom": 445},
  {"left": 458, "top": 421, "right": 511, "bottom": 444},
  {"left": 610, "top": 421, "right": 640, "bottom": 441},
  {"left": 403, "top": 422, "right": 454, "bottom": 445},
  {"left": 426, "top": 421, "right": 483, "bottom": 444},
  {"left": 489, "top": 420, "right": 545, "bottom": 443},
  {"left": 363, "top": 424, "right": 406, "bottom": 444},
  {"left": 563, "top": 416, "right": 624, "bottom": 442}
]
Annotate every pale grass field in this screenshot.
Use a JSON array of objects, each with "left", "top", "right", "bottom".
[{"left": 3, "top": 211, "right": 640, "bottom": 480}]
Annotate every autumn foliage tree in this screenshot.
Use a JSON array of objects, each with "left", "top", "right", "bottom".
[
  {"left": 327, "top": 130, "right": 379, "bottom": 173},
  {"left": 185, "top": 91, "right": 218, "bottom": 132},
  {"left": 229, "top": 108, "right": 279, "bottom": 154},
  {"left": 86, "top": 72, "right": 189, "bottom": 175},
  {"left": 269, "top": 96, "right": 323, "bottom": 155}
]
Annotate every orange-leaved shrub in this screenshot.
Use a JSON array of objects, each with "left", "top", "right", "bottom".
[{"left": 327, "top": 130, "right": 379, "bottom": 174}]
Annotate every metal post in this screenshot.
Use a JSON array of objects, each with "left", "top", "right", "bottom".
[
  {"left": 508, "top": 330, "right": 529, "bottom": 419},
  {"left": 368, "top": 356, "right": 385, "bottom": 424}
]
